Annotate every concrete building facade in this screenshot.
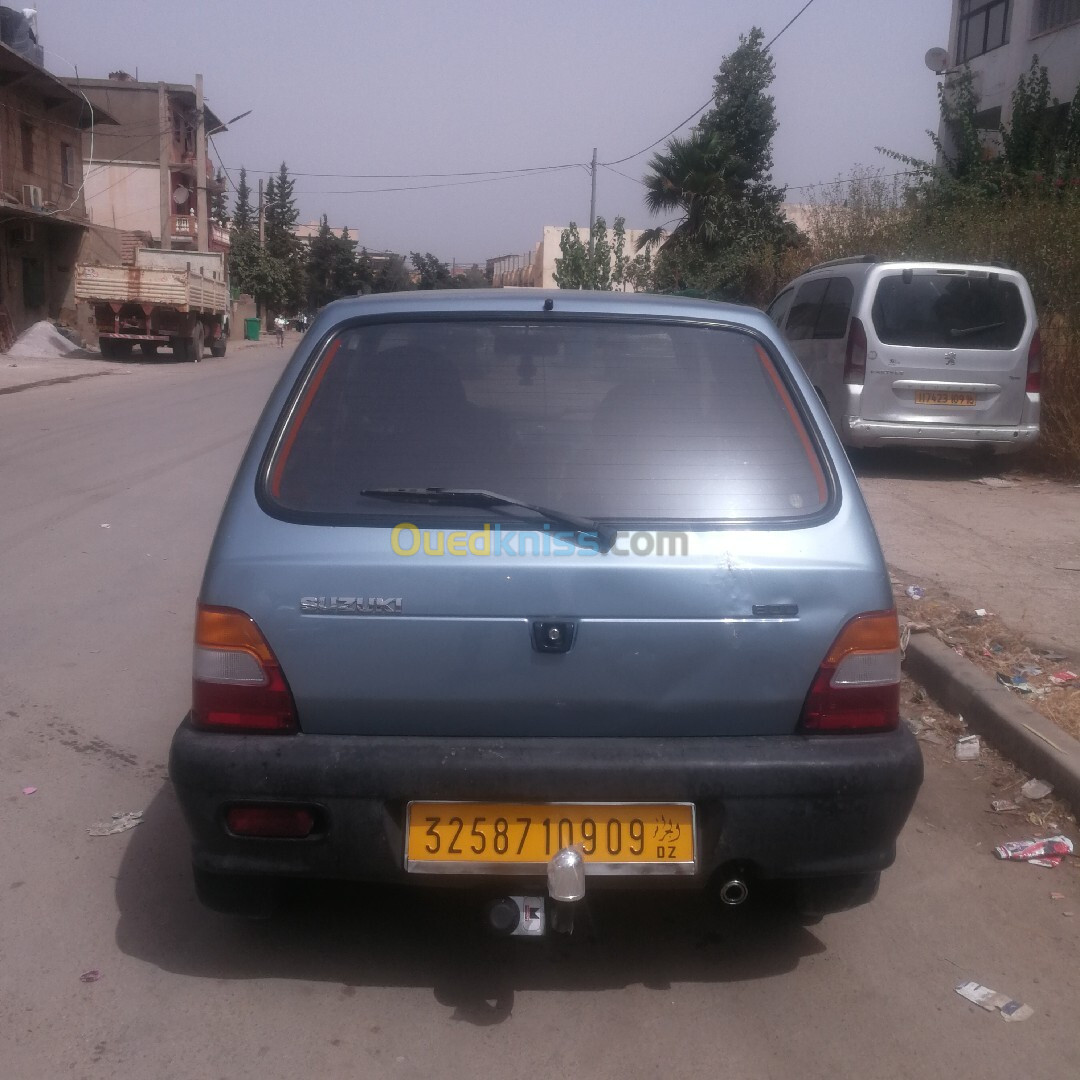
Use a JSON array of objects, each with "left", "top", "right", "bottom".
[
  {"left": 0, "top": 41, "right": 110, "bottom": 340},
  {"left": 942, "top": 1, "right": 1080, "bottom": 133},
  {"left": 68, "top": 73, "right": 230, "bottom": 253}
]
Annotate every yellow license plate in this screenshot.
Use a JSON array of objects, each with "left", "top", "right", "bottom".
[
  {"left": 914, "top": 390, "right": 976, "bottom": 406},
  {"left": 405, "top": 802, "right": 695, "bottom": 874}
]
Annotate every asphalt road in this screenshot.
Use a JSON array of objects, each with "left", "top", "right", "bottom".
[{"left": 2, "top": 343, "right": 1078, "bottom": 1080}]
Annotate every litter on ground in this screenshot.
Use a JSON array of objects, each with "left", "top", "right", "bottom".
[
  {"left": 21, "top": 786, "right": 37, "bottom": 795},
  {"left": 970, "top": 477, "right": 1017, "bottom": 489},
  {"left": 990, "top": 799, "right": 1021, "bottom": 813},
  {"left": 955, "top": 980, "right": 1032, "bottom": 1021},
  {"left": 955, "top": 735, "right": 981, "bottom": 760},
  {"left": 1021, "top": 779, "right": 1054, "bottom": 800},
  {"left": 79, "top": 970, "right": 101, "bottom": 983},
  {"left": 905, "top": 585, "right": 925, "bottom": 600},
  {"left": 88, "top": 810, "right": 143, "bottom": 837},
  {"left": 994, "top": 835, "right": 1074, "bottom": 868}
]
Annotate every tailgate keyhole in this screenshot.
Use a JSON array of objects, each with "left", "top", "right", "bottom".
[{"left": 532, "top": 620, "right": 576, "bottom": 654}]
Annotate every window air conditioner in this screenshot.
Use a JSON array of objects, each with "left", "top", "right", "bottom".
[{"left": 22, "top": 184, "right": 43, "bottom": 209}]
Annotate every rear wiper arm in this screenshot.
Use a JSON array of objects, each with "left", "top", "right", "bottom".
[
  {"left": 948, "top": 322, "right": 1004, "bottom": 339},
  {"left": 358, "top": 488, "right": 617, "bottom": 552}
]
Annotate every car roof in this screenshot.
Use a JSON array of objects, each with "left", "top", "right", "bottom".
[{"left": 794, "top": 259, "right": 1026, "bottom": 283}]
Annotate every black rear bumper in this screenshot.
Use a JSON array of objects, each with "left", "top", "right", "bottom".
[{"left": 169, "top": 718, "right": 922, "bottom": 886}]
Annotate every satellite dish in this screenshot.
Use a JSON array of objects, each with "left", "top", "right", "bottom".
[
  {"left": 172, "top": 184, "right": 191, "bottom": 206},
  {"left": 924, "top": 47, "right": 949, "bottom": 73}
]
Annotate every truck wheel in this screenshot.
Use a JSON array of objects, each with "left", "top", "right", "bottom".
[
  {"left": 210, "top": 337, "right": 227, "bottom": 358},
  {"left": 139, "top": 342, "right": 159, "bottom": 357},
  {"left": 113, "top": 340, "right": 133, "bottom": 358},
  {"left": 191, "top": 323, "right": 205, "bottom": 363},
  {"left": 99, "top": 338, "right": 117, "bottom": 359}
]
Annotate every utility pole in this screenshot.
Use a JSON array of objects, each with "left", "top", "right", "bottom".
[
  {"left": 195, "top": 74, "right": 208, "bottom": 252},
  {"left": 158, "top": 82, "right": 171, "bottom": 250},
  {"left": 588, "top": 146, "right": 598, "bottom": 263},
  {"left": 257, "top": 178, "right": 265, "bottom": 248}
]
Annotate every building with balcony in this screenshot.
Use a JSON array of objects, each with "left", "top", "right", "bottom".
[
  {"left": 941, "top": 1, "right": 1080, "bottom": 140},
  {"left": 65, "top": 72, "right": 230, "bottom": 253},
  {"left": 0, "top": 38, "right": 116, "bottom": 339}
]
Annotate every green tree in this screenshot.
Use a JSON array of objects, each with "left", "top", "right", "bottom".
[
  {"left": 263, "top": 164, "right": 305, "bottom": 312},
  {"left": 304, "top": 215, "right": 338, "bottom": 310},
  {"left": 333, "top": 227, "right": 360, "bottom": 296},
  {"left": 231, "top": 166, "right": 253, "bottom": 231},
  {"left": 410, "top": 251, "right": 454, "bottom": 289},
  {"left": 210, "top": 171, "right": 229, "bottom": 228},
  {"left": 640, "top": 26, "right": 793, "bottom": 299},
  {"left": 553, "top": 223, "right": 589, "bottom": 288},
  {"left": 372, "top": 254, "right": 412, "bottom": 293},
  {"left": 553, "top": 219, "right": 618, "bottom": 289}
]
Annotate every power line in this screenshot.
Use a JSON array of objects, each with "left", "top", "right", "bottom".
[
  {"left": 602, "top": 0, "right": 821, "bottom": 167},
  {"left": 291, "top": 166, "right": 581, "bottom": 196},
  {"left": 601, "top": 163, "right": 647, "bottom": 187},
  {"left": 232, "top": 162, "right": 585, "bottom": 180}
]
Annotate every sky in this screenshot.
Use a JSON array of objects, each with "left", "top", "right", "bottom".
[{"left": 35, "top": 0, "right": 952, "bottom": 265}]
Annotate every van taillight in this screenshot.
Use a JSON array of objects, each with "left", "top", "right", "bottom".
[
  {"left": 844, "top": 317, "right": 867, "bottom": 385},
  {"left": 1026, "top": 329, "right": 1042, "bottom": 394},
  {"left": 800, "top": 610, "right": 901, "bottom": 733},
  {"left": 191, "top": 605, "right": 298, "bottom": 733}
]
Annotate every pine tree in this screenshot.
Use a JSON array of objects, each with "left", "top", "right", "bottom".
[
  {"left": 211, "top": 171, "right": 229, "bottom": 228},
  {"left": 232, "top": 167, "right": 253, "bottom": 232}
]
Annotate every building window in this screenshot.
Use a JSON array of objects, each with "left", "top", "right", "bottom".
[
  {"left": 60, "top": 142, "right": 77, "bottom": 187},
  {"left": 957, "top": 0, "right": 1010, "bottom": 62},
  {"left": 20, "top": 122, "right": 34, "bottom": 171},
  {"left": 1035, "top": 0, "right": 1080, "bottom": 33}
]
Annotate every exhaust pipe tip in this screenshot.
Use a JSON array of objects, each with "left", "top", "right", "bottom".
[{"left": 718, "top": 878, "right": 749, "bottom": 906}]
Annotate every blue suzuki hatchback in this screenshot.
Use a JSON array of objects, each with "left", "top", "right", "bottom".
[{"left": 170, "top": 289, "right": 921, "bottom": 927}]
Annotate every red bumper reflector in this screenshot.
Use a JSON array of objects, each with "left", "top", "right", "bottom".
[{"left": 225, "top": 805, "right": 316, "bottom": 838}]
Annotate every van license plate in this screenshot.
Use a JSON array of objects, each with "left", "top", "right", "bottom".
[
  {"left": 915, "top": 390, "right": 976, "bottom": 406},
  {"left": 405, "top": 802, "right": 695, "bottom": 874}
]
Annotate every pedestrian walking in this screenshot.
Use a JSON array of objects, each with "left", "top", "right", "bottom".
[{"left": 274, "top": 315, "right": 285, "bottom": 348}]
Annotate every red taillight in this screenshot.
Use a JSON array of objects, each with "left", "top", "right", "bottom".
[
  {"left": 1026, "top": 328, "right": 1042, "bottom": 394},
  {"left": 800, "top": 610, "right": 901, "bottom": 733},
  {"left": 844, "top": 317, "right": 868, "bottom": 385},
  {"left": 225, "top": 805, "right": 316, "bottom": 838},
  {"left": 192, "top": 605, "right": 298, "bottom": 733}
]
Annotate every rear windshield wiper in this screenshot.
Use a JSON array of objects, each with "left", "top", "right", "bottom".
[
  {"left": 948, "top": 322, "right": 1005, "bottom": 339},
  {"left": 358, "top": 488, "right": 617, "bottom": 552}
]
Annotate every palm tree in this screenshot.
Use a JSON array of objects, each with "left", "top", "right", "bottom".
[{"left": 637, "top": 129, "right": 727, "bottom": 253}]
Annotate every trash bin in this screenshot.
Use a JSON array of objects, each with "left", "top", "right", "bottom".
[{"left": 244, "top": 317, "right": 261, "bottom": 341}]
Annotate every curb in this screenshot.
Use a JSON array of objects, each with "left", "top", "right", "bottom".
[{"left": 905, "top": 634, "right": 1080, "bottom": 816}]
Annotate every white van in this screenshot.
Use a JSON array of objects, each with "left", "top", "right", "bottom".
[{"left": 767, "top": 258, "right": 1040, "bottom": 455}]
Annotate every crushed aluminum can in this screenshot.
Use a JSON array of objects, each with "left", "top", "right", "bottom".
[
  {"left": 1048, "top": 670, "right": 1077, "bottom": 685},
  {"left": 993, "top": 835, "right": 1074, "bottom": 868}
]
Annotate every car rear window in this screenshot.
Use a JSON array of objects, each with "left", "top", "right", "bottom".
[
  {"left": 871, "top": 272, "right": 1026, "bottom": 349},
  {"left": 266, "top": 319, "right": 829, "bottom": 523}
]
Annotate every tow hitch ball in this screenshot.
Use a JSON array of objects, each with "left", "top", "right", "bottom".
[{"left": 486, "top": 846, "right": 586, "bottom": 938}]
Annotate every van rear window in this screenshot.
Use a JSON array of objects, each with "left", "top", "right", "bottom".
[
  {"left": 266, "top": 320, "right": 829, "bottom": 523},
  {"left": 871, "top": 273, "right": 1025, "bottom": 349}
]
